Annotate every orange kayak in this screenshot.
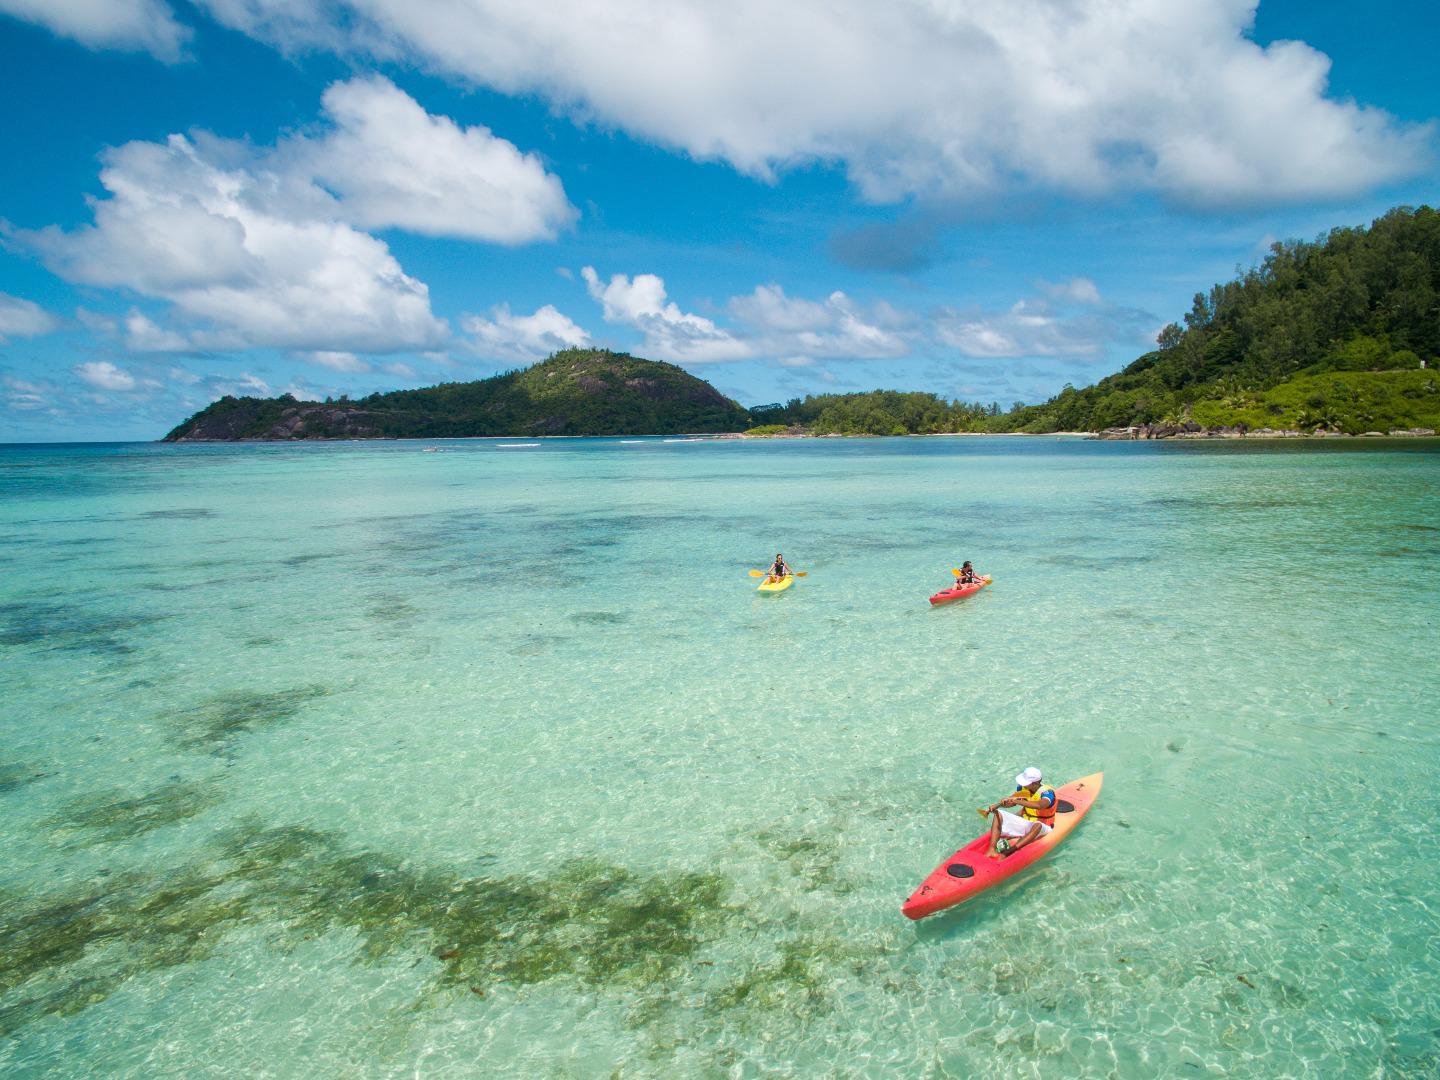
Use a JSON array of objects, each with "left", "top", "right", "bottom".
[
  {"left": 902, "top": 772, "right": 1103, "bottom": 920},
  {"left": 929, "top": 574, "right": 991, "bottom": 605}
]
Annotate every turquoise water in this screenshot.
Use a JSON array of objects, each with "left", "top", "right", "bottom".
[{"left": 2, "top": 436, "right": 1438, "bottom": 1078}]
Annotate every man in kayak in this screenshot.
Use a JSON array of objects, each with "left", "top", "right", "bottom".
[
  {"left": 766, "top": 554, "right": 793, "bottom": 583},
  {"left": 957, "top": 561, "right": 981, "bottom": 585},
  {"left": 984, "top": 767, "right": 1056, "bottom": 858}
]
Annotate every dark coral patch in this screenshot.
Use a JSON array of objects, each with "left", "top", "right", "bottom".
[
  {"left": 45, "top": 781, "right": 221, "bottom": 844},
  {"left": 0, "top": 821, "right": 731, "bottom": 1037},
  {"left": 166, "top": 686, "right": 330, "bottom": 750}
]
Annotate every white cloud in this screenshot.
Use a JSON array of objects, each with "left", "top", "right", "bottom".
[
  {"left": 209, "top": 371, "right": 270, "bottom": 397},
  {"left": 935, "top": 287, "right": 1154, "bottom": 359},
  {"left": 194, "top": 0, "right": 1431, "bottom": 206},
  {"left": 76, "top": 308, "right": 119, "bottom": 335},
  {"left": 382, "top": 361, "right": 415, "bottom": 378},
  {"left": 0, "top": 0, "right": 189, "bottom": 61},
  {"left": 303, "top": 350, "right": 372, "bottom": 372},
  {"left": 125, "top": 310, "right": 191, "bottom": 352},
  {"left": 75, "top": 360, "right": 139, "bottom": 391},
  {"left": 581, "top": 266, "right": 750, "bottom": 362},
  {"left": 1, "top": 373, "right": 49, "bottom": 410},
  {"left": 462, "top": 302, "right": 589, "bottom": 362},
  {"left": 0, "top": 293, "right": 60, "bottom": 341},
  {"left": 11, "top": 78, "right": 578, "bottom": 359},
  {"left": 730, "top": 284, "right": 911, "bottom": 359},
  {"left": 1040, "top": 277, "right": 1102, "bottom": 306},
  {"left": 570, "top": 274, "right": 911, "bottom": 365},
  {"left": 17, "top": 132, "right": 448, "bottom": 355},
  {"left": 292, "top": 76, "right": 576, "bottom": 244}
]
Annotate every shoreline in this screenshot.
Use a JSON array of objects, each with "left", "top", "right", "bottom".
[{"left": 150, "top": 427, "right": 1440, "bottom": 445}]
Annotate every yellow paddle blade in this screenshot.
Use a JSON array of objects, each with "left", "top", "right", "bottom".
[
  {"left": 952, "top": 568, "right": 963, "bottom": 577},
  {"left": 748, "top": 569, "right": 764, "bottom": 577},
  {"left": 794, "top": 571, "right": 807, "bottom": 577},
  {"left": 975, "top": 807, "right": 990, "bottom": 818}
]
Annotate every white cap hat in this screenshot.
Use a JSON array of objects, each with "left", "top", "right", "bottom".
[{"left": 1015, "top": 766, "right": 1043, "bottom": 787}]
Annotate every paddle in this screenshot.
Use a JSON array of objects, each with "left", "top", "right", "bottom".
[{"left": 748, "top": 569, "right": 807, "bottom": 577}]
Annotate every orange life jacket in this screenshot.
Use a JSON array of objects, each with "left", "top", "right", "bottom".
[{"left": 1016, "top": 783, "right": 1057, "bottom": 822}]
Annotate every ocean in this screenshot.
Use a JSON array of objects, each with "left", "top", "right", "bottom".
[{"left": 2, "top": 435, "right": 1437, "bottom": 1078}]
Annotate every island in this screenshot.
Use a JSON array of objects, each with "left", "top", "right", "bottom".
[{"left": 164, "top": 350, "right": 751, "bottom": 440}]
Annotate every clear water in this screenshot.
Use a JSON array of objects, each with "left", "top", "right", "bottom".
[{"left": 2, "top": 436, "right": 1437, "bottom": 1078}]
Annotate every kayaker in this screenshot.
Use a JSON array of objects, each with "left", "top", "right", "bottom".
[
  {"left": 957, "top": 561, "right": 981, "bottom": 585},
  {"left": 984, "top": 766, "right": 1056, "bottom": 858},
  {"left": 766, "top": 553, "right": 793, "bottom": 583}
]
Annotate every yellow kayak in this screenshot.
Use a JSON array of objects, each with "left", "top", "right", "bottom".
[{"left": 757, "top": 575, "right": 794, "bottom": 593}]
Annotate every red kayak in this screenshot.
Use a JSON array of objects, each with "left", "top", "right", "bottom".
[
  {"left": 901, "top": 772, "right": 1103, "bottom": 920},
  {"left": 929, "top": 574, "right": 991, "bottom": 606}
]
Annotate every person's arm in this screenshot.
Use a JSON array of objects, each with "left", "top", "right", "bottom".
[{"left": 1011, "top": 789, "right": 1056, "bottom": 811}]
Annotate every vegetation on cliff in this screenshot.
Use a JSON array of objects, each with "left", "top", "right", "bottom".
[
  {"left": 990, "top": 206, "right": 1440, "bottom": 435},
  {"left": 164, "top": 350, "right": 751, "bottom": 440}
]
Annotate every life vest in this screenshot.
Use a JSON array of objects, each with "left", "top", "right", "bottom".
[{"left": 1015, "top": 784, "right": 1057, "bottom": 822}]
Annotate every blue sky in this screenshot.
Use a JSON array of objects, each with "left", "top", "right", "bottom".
[{"left": 0, "top": 1, "right": 1435, "bottom": 440}]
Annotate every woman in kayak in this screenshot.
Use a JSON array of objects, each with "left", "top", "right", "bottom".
[
  {"left": 957, "top": 561, "right": 981, "bottom": 585},
  {"left": 984, "top": 766, "right": 1056, "bottom": 858},
  {"left": 766, "top": 554, "right": 793, "bottom": 583}
]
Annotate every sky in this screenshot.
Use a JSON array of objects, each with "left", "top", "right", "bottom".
[{"left": 0, "top": 1, "right": 1436, "bottom": 441}]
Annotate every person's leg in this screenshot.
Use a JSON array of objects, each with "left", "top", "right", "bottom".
[
  {"left": 986, "top": 810, "right": 1003, "bottom": 857},
  {"left": 1007, "top": 822, "right": 1044, "bottom": 853}
]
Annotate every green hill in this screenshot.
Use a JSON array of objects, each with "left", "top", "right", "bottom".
[
  {"left": 991, "top": 205, "right": 1440, "bottom": 435},
  {"left": 163, "top": 349, "right": 751, "bottom": 440}
]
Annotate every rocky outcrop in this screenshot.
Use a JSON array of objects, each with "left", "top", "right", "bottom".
[
  {"left": 169, "top": 403, "right": 384, "bottom": 441},
  {"left": 1095, "top": 423, "right": 1436, "bottom": 440}
]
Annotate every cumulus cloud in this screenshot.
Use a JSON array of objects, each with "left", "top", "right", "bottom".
[
  {"left": 0, "top": 0, "right": 189, "bottom": 60},
  {"left": 461, "top": 302, "right": 590, "bottom": 362},
  {"left": 935, "top": 286, "right": 1154, "bottom": 359},
  {"left": 1040, "top": 277, "right": 1103, "bottom": 306},
  {"left": 74, "top": 360, "right": 139, "bottom": 391},
  {"left": 11, "top": 77, "right": 577, "bottom": 358},
  {"left": 194, "top": 0, "right": 1430, "bottom": 207},
  {"left": 208, "top": 371, "right": 270, "bottom": 397},
  {"left": 0, "top": 292, "right": 60, "bottom": 342},
  {"left": 17, "top": 131, "right": 448, "bottom": 355},
  {"left": 581, "top": 267, "right": 750, "bottom": 362},
  {"left": 302, "top": 350, "right": 371, "bottom": 372},
  {"left": 293, "top": 75, "right": 576, "bottom": 244},
  {"left": 125, "top": 310, "right": 192, "bottom": 352},
  {"left": 730, "top": 284, "right": 911, "bottom": 359},
  {"left": 1, "top": 372, "right": 50, "bottom": 410}
]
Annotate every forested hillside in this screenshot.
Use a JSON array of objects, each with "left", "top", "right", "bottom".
[
  {"left": 994, "top": 205, "right": 1440, "bottom": 434},
  {"left": 164, "top": 350, "right": 750, "bottom": 440}
]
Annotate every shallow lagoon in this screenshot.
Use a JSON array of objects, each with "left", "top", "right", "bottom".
[{"left": 2, "top": 436, "right": 1438, "bottom": 1077}]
